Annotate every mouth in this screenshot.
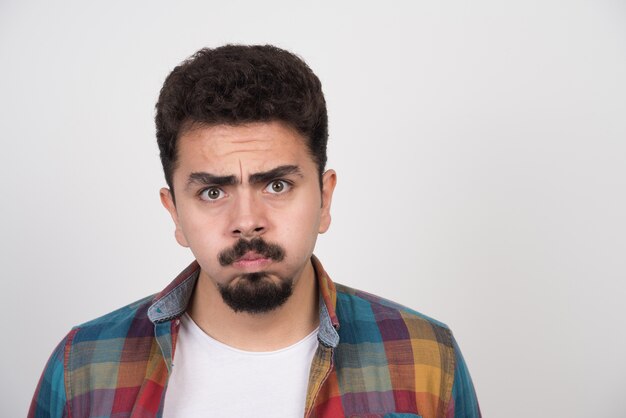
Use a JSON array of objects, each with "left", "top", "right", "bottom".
[{"left": 232, "top": 251, "right": 272, "bottom": 269}]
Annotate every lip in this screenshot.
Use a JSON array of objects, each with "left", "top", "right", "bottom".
[{"left": 232, "top": 252, "right": 272, "bottom": 269}]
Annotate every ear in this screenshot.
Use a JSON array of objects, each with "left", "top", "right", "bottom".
[
  {"left": 318, "top": 169, "right": 337, "bottom": 234},
  {"left": 160, "top": 188, "right": 190, "bottom": 247}
]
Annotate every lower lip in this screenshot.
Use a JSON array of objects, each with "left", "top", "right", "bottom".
[{"left": 232, "top": 258, "right": 272, "bottom": 269}]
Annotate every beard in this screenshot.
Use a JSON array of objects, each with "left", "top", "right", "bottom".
[
  {"left": 217, "top": 272, "right": 293, "bottom": 314},
  {"left": 217, "top": 238, "right": 291, "bottom": 314}
]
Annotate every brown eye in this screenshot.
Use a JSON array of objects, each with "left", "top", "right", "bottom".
[
  {"left": 266, "top": 180, "right": 291, "bottom": 194},
  {"left": 272, "top": 181, "right": 284, "bottom": 192},
  {"left": 200, "top": 187, "right": 225, "bottom": 201}
]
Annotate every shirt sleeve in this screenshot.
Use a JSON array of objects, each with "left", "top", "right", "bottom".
[
  {"left": 28, "top": 334, "right": 70, "bottom": 418},
  {"left": 446, "top": 333, "right": 481, "bottom": 418}
]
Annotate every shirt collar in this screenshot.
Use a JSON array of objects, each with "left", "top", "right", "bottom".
[{"left": 146, "top": 255, "right": 340, "bottom": 348}]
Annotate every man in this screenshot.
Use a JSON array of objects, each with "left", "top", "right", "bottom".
[{"left": 30, "top": 45, "right": 480, "bottom": 418}]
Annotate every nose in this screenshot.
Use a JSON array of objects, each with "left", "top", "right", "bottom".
[{"left": 229, "top": 190, "right": 267, "bottom": 239}]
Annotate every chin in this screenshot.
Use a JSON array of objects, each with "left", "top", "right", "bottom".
[{"left": 218, "top": 272, "right": 294, "bottom": 314}]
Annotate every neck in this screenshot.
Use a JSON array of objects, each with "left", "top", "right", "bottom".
[{"left": 187, "top": 259, "right": 319, "bottom": 351}]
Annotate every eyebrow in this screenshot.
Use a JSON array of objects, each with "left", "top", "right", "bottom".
[
  {"left": 248, "top": 165, "right": 303, "bottom": 185},
  {"left": 186, "top": 165, "right": 303, "bottom": 190},
  {"left": 186, "top": 172, "right": 238, "bottom": 190}
]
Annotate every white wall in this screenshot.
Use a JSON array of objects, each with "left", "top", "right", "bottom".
[{"left": 1, "top": 1, "right": 625, "bottom": 416}]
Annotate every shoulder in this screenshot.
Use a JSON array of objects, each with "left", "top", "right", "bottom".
[
  {"left": 70, "top": 294, "right": 157, "bottom": 343},
  {"left": 29, "top": 294, "right": 158, "bottom": 417},
  {"left": 332, "top": 283, "right": 460, "bottom": 410},
  {"left": 334, "top": 282, "right": 452, "bottom": 343},
  {"left": 333, "top": 282, "right": 457, "bottom": 376},
  {"left": 62, "top": 293, "right": 158, "bottom": 371}
]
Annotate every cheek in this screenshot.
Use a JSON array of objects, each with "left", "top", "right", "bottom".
[
  {"left": 277, "top": 202, "right": 321, "bottom": 250},
  {"left": 177, "top": 207, "right": 228, "bottom": 257}
]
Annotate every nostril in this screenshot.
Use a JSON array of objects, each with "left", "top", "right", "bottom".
[{"left": 254, "top": 227, "right": 264, "bottom": 232}]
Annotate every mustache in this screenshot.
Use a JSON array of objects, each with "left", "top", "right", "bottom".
[{"left": 218, "top": 238, "right": 286, "bottom": 266}]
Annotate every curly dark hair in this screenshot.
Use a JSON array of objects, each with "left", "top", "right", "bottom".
[{"left": 155, "top": 44, "right": 328, "bottom": 194}]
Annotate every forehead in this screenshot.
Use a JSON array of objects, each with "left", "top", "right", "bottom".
[{"left": 175, "top": 121, "right": 312, "bottom": 174}]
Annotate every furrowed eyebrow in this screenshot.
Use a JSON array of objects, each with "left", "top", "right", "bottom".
[
  {"left": 185, "top": 165, "right": 302, "bottom": 190},
  {"left": 186, "top": 172, "right": 238, "bottom": 190},
  {"left": 248, "top": 165, "right": 303, "bottom": 185}
]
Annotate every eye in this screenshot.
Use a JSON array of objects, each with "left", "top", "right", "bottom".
[
  {"left": 265, "top": 180, "right": 291, "bottom": 194},
  {"left": 199, "top": 187, "right": 225, "bottom": 201}
]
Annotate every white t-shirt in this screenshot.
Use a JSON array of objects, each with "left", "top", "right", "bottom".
[{"left": 163, "top": 313, "right": 319, "bottom": 417}]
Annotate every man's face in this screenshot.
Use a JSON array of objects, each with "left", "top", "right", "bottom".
[{"left": 160, "top": 121, "right": 336, "bottom": 313}]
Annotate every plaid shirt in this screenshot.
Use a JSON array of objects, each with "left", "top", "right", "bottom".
[{"left": 30, "top": 256, "right": 480, "bottom": 418}]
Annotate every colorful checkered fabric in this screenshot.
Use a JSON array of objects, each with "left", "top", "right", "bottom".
[{"left": 29, "top": 257, "right": 480, "bottom": 417}]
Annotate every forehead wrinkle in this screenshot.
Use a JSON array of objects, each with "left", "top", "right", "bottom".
[
  {"left": 226, "top": 138, "right": 267, "bottom": 144},
  {"left": 217, "top": 147, "right": 273, "bottom": 157},
  {"left": 239, "top": 159, "right": 243, "bottom": 185}
]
